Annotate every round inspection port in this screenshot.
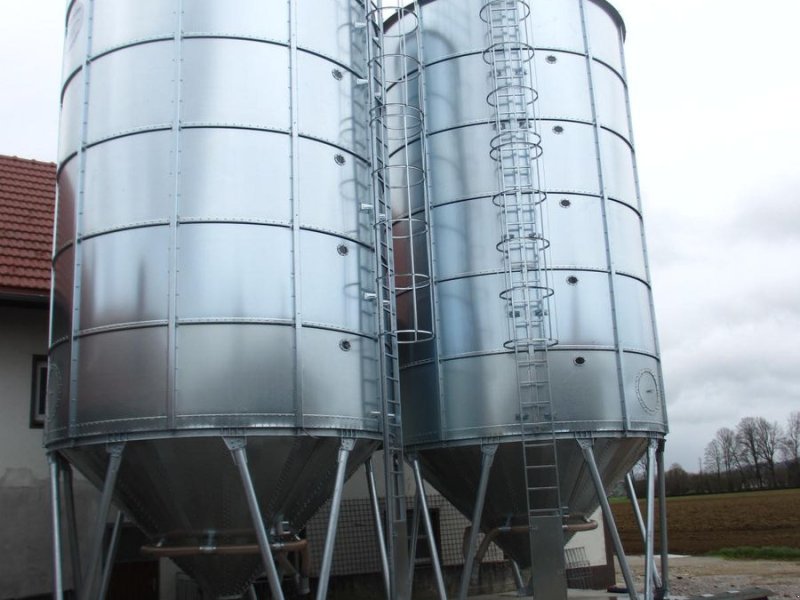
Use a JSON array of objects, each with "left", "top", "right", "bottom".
[
  {"left": 567, "top": 275, "right": 579, "bottom": 285},
  {"left": 337, "top": 244, "right": 349, "bottom": 256},
  {"left": 559, "top": 199, "right": 571, "bottom": 208},
  {"left": 574, "top": 356, "right": 586, "bottom": 366},
  {"left": 339, "top": 339, "right": 352, "bottom": 352},
  {"left": 331, "top": 68, "right": 344, "bottom": 81},
  {"left": 553, "top": 125, "right": 564, "bottom": 134},
  {"left": 334, "top": 154, "right": 346, "bottom": 166},
  {"left": 546, "top": 55, "right": 557, "bottom": 64}
]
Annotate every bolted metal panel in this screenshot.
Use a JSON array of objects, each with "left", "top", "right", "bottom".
[
  {"left": 49, "top": 0, "right": 384, "bottom": 596},
  {"left": 388, "top": 0, "right": 668, "bottom": 573}
]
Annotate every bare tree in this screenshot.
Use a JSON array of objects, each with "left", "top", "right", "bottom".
[
  {"left": 781, "top": 411, "right": 800, "bottom": 463},
  {"left": 753, "top": 417, "right": 782, "bottom": 488},
  {"left": 716, "top": 427, "right": 739, "bottom": 490},
  {"left": 704, "top": 439, "right": 723, "bottom": 487},
  {"left": 737, "top": 417, "right": 763, "bottom": 488},
  {"left": 781, "top": 411, "right": 800, "bottom": 487}
]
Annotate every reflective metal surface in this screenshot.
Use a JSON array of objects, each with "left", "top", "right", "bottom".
[
  {"left": 50, "top": 1, "right": 380, "bottom": 595},
  {"left": 389, "top": 0, "right": 668, "bottom": 568}
]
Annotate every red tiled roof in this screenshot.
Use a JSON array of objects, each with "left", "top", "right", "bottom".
[{"left": 0, "top": 155, "right": 56, "bottom": 299}]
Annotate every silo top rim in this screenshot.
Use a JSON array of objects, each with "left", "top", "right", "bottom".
[{"left": 383, "top": 0, "right": 627, "bottom": 41}]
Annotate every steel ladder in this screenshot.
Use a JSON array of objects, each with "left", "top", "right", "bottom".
[{"left": 481, "top": 1, "right": 567, "bottom": 596}]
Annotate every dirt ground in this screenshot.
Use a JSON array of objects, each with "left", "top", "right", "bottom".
[
  {"left": 620, "top": 555, "right": 800, "bottom": 599},
  {"left": 611, "top": 489, "right": 800, "bottom": 555}
]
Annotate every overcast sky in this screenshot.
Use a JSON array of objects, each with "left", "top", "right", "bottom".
[{"left": 1, "top": 1, "right": 798, "bottom": 471}]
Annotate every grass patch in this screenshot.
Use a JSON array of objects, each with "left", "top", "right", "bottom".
[{"left": 709, "top": 546, "right": 800, "bottom": 561}]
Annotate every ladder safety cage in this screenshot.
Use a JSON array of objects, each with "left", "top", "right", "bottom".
[
  {"left": 480, "top": 0, "right": 566, "bottom": 585},
  {"left": 368, "top": 0, "right": 435, "bottom": 345},
  {"left": 360, "top": 1, "right": 436, "bottom": 597}
]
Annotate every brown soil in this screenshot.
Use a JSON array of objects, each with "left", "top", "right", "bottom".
[{"left": 610, "top": 488, "right": 800, "bottom": 556}]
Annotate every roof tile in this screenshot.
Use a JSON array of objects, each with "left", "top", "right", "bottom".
[{"left": 0, "top": 155, "right": 56, "bottom": 297}]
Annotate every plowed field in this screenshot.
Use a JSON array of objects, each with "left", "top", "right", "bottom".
[{"left": 610, "top": 488, "right": 800, "bottom": 555}]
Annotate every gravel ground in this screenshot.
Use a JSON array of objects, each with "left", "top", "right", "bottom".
[{"left": 620, "top": 555, "right": 800, "bottom": 599}]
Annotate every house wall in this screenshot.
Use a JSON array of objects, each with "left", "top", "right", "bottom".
[{"left": 0, "top": 303, "right": 103, "bottom": 599}]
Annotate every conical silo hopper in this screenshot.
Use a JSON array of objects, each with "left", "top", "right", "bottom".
[
  {"left": 387, "top": 0, "right": 668, "bottom": 596},
  {"left": 48, "top": 1, "right": 387, "bottom": 597}
]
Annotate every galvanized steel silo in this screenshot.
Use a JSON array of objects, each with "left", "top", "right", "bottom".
[
  {"left": 387, "top": 0, "right": 668, "bottom": 593},
  {"left": 49, "top": 1, "right": 385, "bottom": 597}
]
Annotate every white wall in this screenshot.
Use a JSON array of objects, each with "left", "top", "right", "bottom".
[{"left": 0, "top": 304, "right": 49, "bottom": 478}]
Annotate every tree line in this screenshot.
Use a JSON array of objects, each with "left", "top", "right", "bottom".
[
  {"left": 699, "top": 412, "right": 800, "bottom": 492},
  {"left": 630, "top": 411, "right": 800, "bottom": 497}
]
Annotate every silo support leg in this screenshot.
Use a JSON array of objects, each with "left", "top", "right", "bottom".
[
  {"left": 365, "top": 458, "right": 391, "bottom": 599},
  {"left": 315, "top": 438, "right": 355, "bottom": 600},
  {"left": 458, "top": 443, "right": 498, "bottom": 600},
  {"left": 62, "top": 461, "right": 83, "bottom": 594},
  {"left": 98, "top": 510, "right": 124, "bottom": 599},
  {"left": 578, "top": 440, "right": 638, "bottom": 600},
  {"left": 80, "top": 442, "right": 125, "bottom": 600},
  {"left": 411, "top": 457, "right": 448, "bottom": 600},
  {"left": 225, "top": 437, "right": 285, "bottom": 600},
  {"left": 656, "top": 441, "right": 669, "bottom": 598},
  {"left": 48, "top": 453, "right": 65, "bottom": 600},
  {"left": 644, "top": 441, "right": 657, "bottom": 600},
  {"left": 625, "top": 474, "right": 662, "bottom": 589},
  {"left": 406, "top": 489, "right": 421, "bottom": 594}
]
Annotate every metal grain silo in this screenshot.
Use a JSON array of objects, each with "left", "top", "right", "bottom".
[
  {"left": 48, "top": 1, "right": 406, "bottom": 598},
  {"left": 387, "top": 0, "right": 669, "bottom": 597}
]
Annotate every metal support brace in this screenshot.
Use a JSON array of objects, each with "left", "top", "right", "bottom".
[
  {"left": 80, "top": 443, "right": 125, "bottom": 600},
  {"left": 406, "top": 491, "right": 421, "bottom": 594},
  {"left": 458, "top": 443, "right": 498, "bottom": 600},
  {"left": 48, "top": 454, "right": 64, "bottom": 600},
  {"left": 315, "top": 438, "right": 355, "bottom": 600},
  {"left": 509, "top": 559, "right": 526, "bottom": 595},
  {"left": 62, "top": 461, "right": 83, "bottom": 594},
  {"left": 98, "top": 511, "right": 124, "bottom": 599},
  {"left": 225, "top": 437, "right": 285, "bottom": 600},
  {"left": 656, "top": 440, "right": 669, "bottom": 598},
  {"left": 625, "top": 474, "right": 662, "bottom": 589},
  {"left": 644, "top": 440, "right": 657, "bottom": 600},
  {"left": 365, "top": 458, "right": 391, "bottom": 599},
  {"left": 411, "top": 457, "right": 448, "bottom": 600},
  {"left": 248, "top": 585, "right": 258, "bottom": 600},
  {"left": 579, "top": 440, "right": 638, "bottom": 600}
]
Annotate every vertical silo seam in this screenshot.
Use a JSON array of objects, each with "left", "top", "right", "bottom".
[
  {"left": 616, "top": 19, "right": 670, "bottom": 432},
  {"left": 67, "top": 0, "right": 95, "bottom": 440},
  {"left": 288, "top": 0, "right": 304, "bottom": 428},
  {"left": 166, "top": 0, "right": 184, "bottom": 429},
  {"left": 578, "top": 0, "right": 629, "bottom": 429}
]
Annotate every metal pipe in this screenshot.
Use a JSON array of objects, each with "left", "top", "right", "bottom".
[
  {"left": 657, "top": 440, "right": 669, "bottom": 597},
  {"left": 625, "top": 474, "right": 647, "bottom": 541},
  {"left": 62, "top": 461, "right": 82, "bottom": 594},
  {"left": 81, "top": 443, "right": 124, "bottom": 600},
  {"left": 98, "top": 511, "right": 124, "bottom": 599},
  {"left": 626, "top": 474, "right": 662, "bottom": 589},
  {"left": 140, "top": 540, "right": 308, "bottom": 558},
  {"left": 315, "top": 438, "right": 354, "bottom": 600},
  {"left": 509, "top": 559, "right": 525, "bottom": 594},
  {"left": 644, "top": 442, "right": 657, "bottom": 600},
  {"left": 226, "top": 438, "right": 285, "bottom": 600},
  {"left": 406, "top": 490, "right": 421, "bottom": 594},
  {"left": 365, "top": 458, "right": 391, "bottom": 599},
  {"left": 579, "top": 440, "right": 638, "bottom": 600},
  {"left": 48, "top": 454, "right": 64, "bottom": 600},
  {"left": 412, "top": 458, "right": 447, "bottom": 600},
  {"left": 458, "top": 443, "right": 497, "bottom": 600}
]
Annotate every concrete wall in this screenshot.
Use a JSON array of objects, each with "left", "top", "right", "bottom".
[
  {"left": 0, "top": 305, "right": 49, "bottom": 479},
  {"left": 0, "top": 304, "right": 94, "bottom": 599}
]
